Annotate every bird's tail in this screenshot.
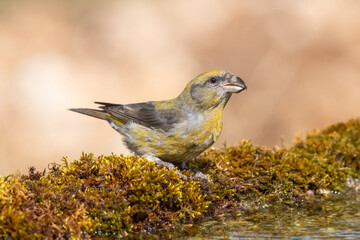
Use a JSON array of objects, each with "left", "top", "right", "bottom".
[{"left": 69, "top": 108, "right": 107, "bottom": 120}]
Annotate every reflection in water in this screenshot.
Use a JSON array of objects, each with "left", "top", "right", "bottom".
[{"left": 187, "top": 197, "right": 360, "bottom": 239}]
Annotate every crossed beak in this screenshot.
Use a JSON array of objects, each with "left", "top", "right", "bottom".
[{"left": 223, "top": 76, "right": 247, "bottom": 93}]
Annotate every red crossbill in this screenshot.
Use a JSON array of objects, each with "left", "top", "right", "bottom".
[{"left": 70, "top": 70, "right": 246, "bottom": 178}]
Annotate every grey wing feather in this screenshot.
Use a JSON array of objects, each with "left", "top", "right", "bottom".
[{"left": 95, "top": 101, "right": 182, "bottom": 132}]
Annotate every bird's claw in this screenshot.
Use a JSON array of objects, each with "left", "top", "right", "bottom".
[{"left": 145, "top": 156, "right": 209, "bottom": 181}]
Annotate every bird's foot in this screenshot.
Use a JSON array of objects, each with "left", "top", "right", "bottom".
[
  {"left": 144, "top": 155, "right": 188, "bottom": 180},
  {"left": 191, "top": 170, "right": 210, "bottom": 181},
  {"left": 143, "top": 155, "right": 210, "bottom": 181},
  {"left": 174, "top": 162, "right": 210, "bottom": 181}
]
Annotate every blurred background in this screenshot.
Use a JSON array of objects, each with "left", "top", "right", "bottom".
[{"left": 1, "top": 0, "right": 359, "bottom": 175}]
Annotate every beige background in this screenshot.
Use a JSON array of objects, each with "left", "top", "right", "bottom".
[{"left": 1, "top": 0, "right": 359, "bottom": 175}]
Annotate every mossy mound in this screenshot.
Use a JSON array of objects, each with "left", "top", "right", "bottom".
[
  {"left": 0, "top": 155, "right": 208, "bottom": 239},
  {"left": 191, "top": 119, "right": 360, "bottom": 206},
  {"left": 1, "top": 118, "right": 360, "bottom": 238}
]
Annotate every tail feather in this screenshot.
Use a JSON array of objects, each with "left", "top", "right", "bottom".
[{"left": 69, "top": 108, "right": 107, "bottom": 120}]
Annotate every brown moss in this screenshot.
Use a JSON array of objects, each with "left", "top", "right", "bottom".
[
  {"left": 0, "top": 118, "right": 359, "bottom": 238},
  {"left": 1, "top": 154, "right": 208, "bottom": 238},
  {"left": 192, "top": 118, "right": 360, "bottom": 208}
]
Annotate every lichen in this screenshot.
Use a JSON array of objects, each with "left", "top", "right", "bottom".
[{"left": 1, "top": 118, "right": 359, "bottom": 238}]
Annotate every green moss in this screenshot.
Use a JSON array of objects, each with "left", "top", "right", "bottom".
[
  {"left": 1, "top": 118, "right": 360, "bottom": 238},
  {"left": 1, "top": 154, "right": 208, "bottom": 238},
  {"left": 192, "top": 118, "right": 360, "bottom": 207}
]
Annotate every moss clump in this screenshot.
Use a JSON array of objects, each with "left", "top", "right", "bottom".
[
  {"left": 1, "top": 118, "right": 360, "bottom": 238},
  {"left": 191, "top": 118, "right": 360, "bottom": 207},
  {"left": 0, "top": 155, "right": 208, "bottom": 239}
]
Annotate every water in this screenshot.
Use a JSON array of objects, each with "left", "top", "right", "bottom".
[{"left": 184, "top": 197, "right": 360, "bottom": 239}]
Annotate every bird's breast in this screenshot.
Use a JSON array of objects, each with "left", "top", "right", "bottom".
[{"left": 178, "top": 109, "right": 223, "bottom": 146}]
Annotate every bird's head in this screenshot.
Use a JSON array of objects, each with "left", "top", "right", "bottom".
[{"left": 179, "top": 70, "right": 247, "bottom": 110}]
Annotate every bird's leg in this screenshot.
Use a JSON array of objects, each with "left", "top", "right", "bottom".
[
  {"left": 143, "top": 155, "right": 209, "bottom": 181},
  {"left": 174, "top": 162, "right": 210, "bottom": 181},
  {"left": 174, "top": 161, "right": 188, "bottom": 170},
  {"left": 146, "top": 155, "right": 176, "bottom": 169},
  {"left": 143, "top": 155, "right": 188, "bottom": 180}
]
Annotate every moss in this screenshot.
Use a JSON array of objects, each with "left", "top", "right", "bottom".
[
  {"left": 1, "top": 118, "right": 360, "bottom": 238},
  {"left": 0, "top": 155, "right": 208, "bottom": 238},
  {"left": 191, "top": 118, "right": 360, "bottom": 208}
]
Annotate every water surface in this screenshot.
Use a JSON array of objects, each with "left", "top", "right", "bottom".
[{"left": 185, "top": 197, "right": 360, "bottom": 239}]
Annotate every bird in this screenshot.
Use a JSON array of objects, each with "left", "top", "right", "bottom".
[{"left": 70, "top": 70, "right": 247, "bottom": 179}]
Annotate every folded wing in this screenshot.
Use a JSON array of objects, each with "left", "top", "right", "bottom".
[{"left": 95, "top": 101, "right": 182, "bottom": 132}]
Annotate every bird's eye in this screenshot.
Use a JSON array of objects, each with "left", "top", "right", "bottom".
[{"left": 209, "top": 77, "right": 217, "bottom": 84}]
